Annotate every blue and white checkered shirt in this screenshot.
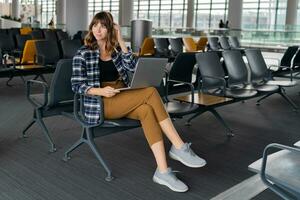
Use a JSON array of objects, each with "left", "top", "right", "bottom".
[{"left": 71, "top": 45, "right": 137, "bottom": 125}]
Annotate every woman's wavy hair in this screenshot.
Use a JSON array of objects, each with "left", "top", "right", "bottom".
[{"left": 84, "top": 11, "right": 118, "bottom": 53}]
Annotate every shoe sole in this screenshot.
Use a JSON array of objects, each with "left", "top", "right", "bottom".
[
  {"left": 153, "top": 176, "right": 188, "bottom": 193},
  {"left": 169, "top": 151, "right": 207, "bottom": 168}
]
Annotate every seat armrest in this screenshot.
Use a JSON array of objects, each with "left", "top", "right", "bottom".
[
  {"left": 166, "top": 79, "right": 195, "bottom": 104},
  {"left": 294, "top": 141, "right": 300, "bottom": 148},
  {"left": 73, "top": 93, "right": 104, "bottom": 128},
  {"left": 201, "top": 75, "right": 227, "bottom": 96},
  {"left": 261, "top": 143, "right": 300, "bottom": 185},
  {"left": 26, "top": 80, "right": 48, "bottom": 108}
]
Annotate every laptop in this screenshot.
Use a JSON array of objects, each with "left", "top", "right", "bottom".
[{"left": 117, "top": 57, "right": 168, "bottom": 91}]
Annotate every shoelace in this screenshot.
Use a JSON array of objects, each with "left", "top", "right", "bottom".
[{"left": 184, "top": 143, "right": 196, "bottom": 157}]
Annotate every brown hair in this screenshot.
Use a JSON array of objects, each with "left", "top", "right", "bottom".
[{"left": 84, "top": 11, "right": 118, "bottom": 53}]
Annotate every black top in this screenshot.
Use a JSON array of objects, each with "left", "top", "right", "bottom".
[{"left": 99, "top": 58, "right": 119, "bottom": 82}]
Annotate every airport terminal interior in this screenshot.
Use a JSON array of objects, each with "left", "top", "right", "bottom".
[{"left": 0, "top": 0, "right": 300, "bottom": 199}]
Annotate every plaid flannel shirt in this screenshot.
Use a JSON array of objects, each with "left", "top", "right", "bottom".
[{"left": 71, "top": 45, "right": 137, "bottom": 125}]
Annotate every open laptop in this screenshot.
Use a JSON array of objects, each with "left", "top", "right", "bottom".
[{"left": 117, "top": 57, "right": 168, "bottom": 91}]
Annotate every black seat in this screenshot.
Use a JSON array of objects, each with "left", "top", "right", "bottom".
[
  {"left": 164, "top": 52, "right": 199, "bottom": 118},
  {"left": 168, "top": 38, "right": 183, "bottom": 57},
  {"left": 248, "top": 142, "right": 300, "bottom": 200},
  {"left": 207, "top": 37, "right": 220, "bottom": 51},
  {"left": 30, "top": 30, "right": 44, "bottom": 39},
  {"left": 16, "top": 34, "right": 32, "bottom": 52},
  {"left": 0, "top": 33, "right": 16, "bottom": 55},
  {"left": 56, "top": 31, "right": 69, "bottom": 41},
  {"left": 270, "top": 46, "right": 300, "bottom": 79},
  {"left": 245, "top": 49, "right": 298, "bottom": 111},
  {"left": 0, "top": 29, "right": 8, "bottom": 35},
  {"left": 196, "top": 51, "right": 257, "bottom": 98},
  {"left": 72, "top": 30, "right": 86, "bottom": 44},
  {"left": 81, "top": 31, "right": 88, "bottom": 40},
  {"left": 153, "top": 38, "right": 171, "bottom": 58},
  {"left": 22, "top": 59, "right": 74, "bottom": 152},
  {"left": 222, "top": 50, "right": 258, "bottom": 96},
  {"left": 60, "top": 39, "right": 82, "bottom": 59},
  {"left": 219, "top": 36, "right": 231, "bottom": 50},
  {"left": 8, "top": 28, "right": 20, "bottom": 49},
  {"left": 35, "top": 40, "right": 61, "bottom": 67},
  {"left": 228, "top": 36, "right": 241, "bottom": 49},
  {"left": 44, "top": 30, "right": 58, "bottom": 41}
]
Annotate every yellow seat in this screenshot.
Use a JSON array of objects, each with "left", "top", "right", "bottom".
[
  {"left": 182, "top": 37, "right": 197, "bottom": 52},
  {"left": 21, "top": 40, "right": 38, "bottom": 64},
  {"left": 197, "top": 37, "right": 208, "bottom": 51},
  {"left": 20, "top": 27, "right": 32, "bottom": 35},
  {"left": 139, "top": 37, "right": 155, "bottom": 56}
]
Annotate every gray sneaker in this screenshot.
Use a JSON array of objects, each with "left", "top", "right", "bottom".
[
  {"left": 169, "top": 143, "right": 207, "bottom": 168},
  {"left": 153, "top": 168, "right": 188, "bottom": 192}
]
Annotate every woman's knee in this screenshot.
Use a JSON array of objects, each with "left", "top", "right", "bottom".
[{"left": 144, "top": 87, "right": 157, "bottom": 95}]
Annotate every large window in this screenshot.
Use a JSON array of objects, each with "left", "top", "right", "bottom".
[
  {"left": 242, "top": 0, "right": 287, "bottom": 30},
  {"left": 20, "top": 0, "right": 34, "bottom": 4},
  {"left": 88, "top": 0, "right": 119, "bottom": 22},
  {"left": 133, "top": 0, "right": 187, "bottom": 28},
  {"left": 37, "top": 0, "right": 56, "bottom": 27},
  {"left": 194, "top": 0, "right": 228, "bottom": 29},
  {"left": 20, "top": 0, "right": 35, "bottom": 23}
]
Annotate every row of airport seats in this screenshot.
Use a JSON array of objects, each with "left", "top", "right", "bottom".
[
  {"left": 206, "top": 36, "right": 242, "bottom": 51},
  {"left": 205, "top": 36, "right": 300, "bottom": 81},
  {"left": 0, "top": 28, "right": 82, "bottom": 85},
  {"left": 22, "top": 45, "right": 298, "bottom": 181},
  {"left": 0, "top": 27, "right": 69, "bottom": 51},
  {"left": 138, "top": 36, "right": 241, "bottom": 58},
  {"left": 138, "top": 36, "right": 207, "bottom": 58}
]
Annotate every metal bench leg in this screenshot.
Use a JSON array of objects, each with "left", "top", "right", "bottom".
[
  {"left": 63, "top": 138, "right": 85, "bottom": 161},
  {"left": 35, "top": 110, "right": 56, "bottom": 152},
  {"left": 39, "top": 74, "right": 47, "bottom": 83},
  {"left": 19, "top": 76, "right": 26, "bottom": 83},
  {"left": 33, "top": 74, "right": 47, "bottom": 83},
  {"left": 256, "top": 92, "right": 274, "bottom": 105},
  {"left": 63, "top": 129, "right": 86, "bottom": 161},
  {"left": 86, "top": 129, "right": 114, "bottom": 181},
  {"left": 279, "top": 89, "right": 299, "bottom": 112},
  {"left": 209, "top": 109, "right": 234, "bottom": 137},
  {"left": 185, "top": 110, "right": 206, "bottom": 126},
  {"left": 6, "top": 76, "right": 14, "bottom": 86},
  {"left": 22, "top": 118, "right": 36, "bottom": 138}
]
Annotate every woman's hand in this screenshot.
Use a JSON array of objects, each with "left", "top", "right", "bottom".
[
  {"left": 87, "top": 86, "right": 120, "bottom": 98},
  {"left": 100, "top": 86, "right": 120, "bottom": 97}
]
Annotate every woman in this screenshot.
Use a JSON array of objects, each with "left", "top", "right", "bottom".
[{"left": 71, "top": 11, "right": 206, "bottom": 192}]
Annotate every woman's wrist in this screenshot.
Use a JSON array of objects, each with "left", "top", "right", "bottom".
[{"left": 87, "top": 87, "right": 102, "bottom": 96}]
